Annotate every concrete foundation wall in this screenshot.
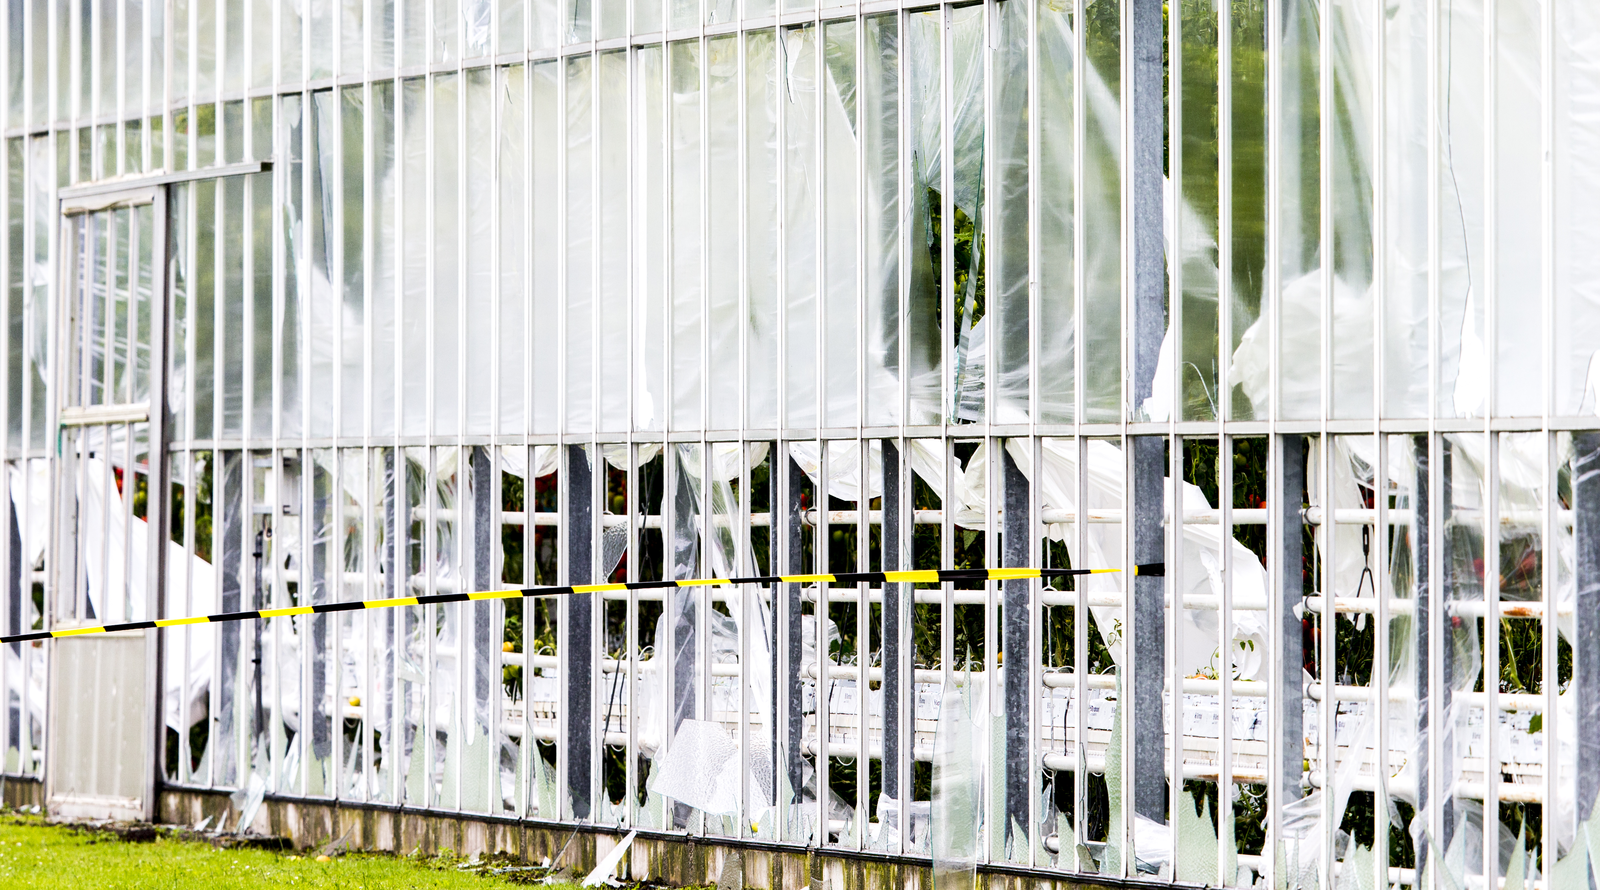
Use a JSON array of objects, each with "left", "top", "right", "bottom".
[{"left": 156, "top": 788, "right": 1158, "bottom": 890}]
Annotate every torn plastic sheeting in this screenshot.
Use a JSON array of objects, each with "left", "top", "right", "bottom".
[
  {"left": 1002, "top": 439, "right": 1271, "bottom": 679},
  {"left": 498, "top": 444, "right": 562, "bottom": 481},
  {"left": 635, "top": 574, "right": 777, "bottom": 759},
  {"left": 581, "top": 829, "right": 637, "bottom": 887},
  {"left": 790, "top": 441, "right": 883, "bottom": 504},
  {"left": 74, "top": 455, "right": 219, "bottom": 732},
  {"left": 230, "top": 772, "right": 268, "bottom": 835},
  {"left": 933, "top": 674, "right": 985, "bottom": 890},
  {"left": 646, "top": 718, "right": 751, "bottom": 816}
]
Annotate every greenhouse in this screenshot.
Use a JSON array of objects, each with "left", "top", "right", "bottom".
[{"left": 3, "top": 0, "right": 1600, "bottom": 887}]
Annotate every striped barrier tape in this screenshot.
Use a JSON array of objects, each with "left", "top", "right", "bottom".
[{"left": 1, "top": 563, "right": 1164, "bottom": 645}]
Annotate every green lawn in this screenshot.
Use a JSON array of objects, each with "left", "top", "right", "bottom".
[{"left": 0, "top": 812, "right": 567, "bottom": 889}]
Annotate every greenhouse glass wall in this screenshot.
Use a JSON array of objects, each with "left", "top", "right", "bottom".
[{"left": 4, "top": 0, "right": 1600, "bottom": 887}]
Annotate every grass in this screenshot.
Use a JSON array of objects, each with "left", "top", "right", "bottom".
[{"left": 0, "top": 811, "right": 580, "bottom": 889}]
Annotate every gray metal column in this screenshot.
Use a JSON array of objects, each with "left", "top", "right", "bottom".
[
  {"left": 881, "top": 441, "right": 903, "bottom": 807},
  {"left": 1439, "top": 438, "right": 1458, "bottom": 851},
  {"left": 1129, "top": 0, "right": 1168, "bottom": 827},
  {"left": 380, "top": 448, "right": 398, "bottom": 799},
  {"left": 470, "top": 446, "right": 495, "bottom": 808},
  {"left": 216, "top": 452, "right": 244, "bottom": 786},
  {"left": 309, "top": 459, "right": 332, "bottom": 772},
  {"left": 6, "top": 503, "right": 19, "bottom": 755},
  {"left": 783, "top": 454, "right": 805, "bottom": 805},
  {"left": 564, "top": 444, "right": 594, "bottom": 819},
  {"left": 1130, "top": 437, "right": 1166, "bottom": 823},
  {"left": 1001, "top": 444, "right": 1030, "bottom": 847},
  {"left": 1573, "top": 431, "right": 1600, "bottom": 819},
  {"left": 1278, "top": 436, "right": 1305, "bottom": 807}
]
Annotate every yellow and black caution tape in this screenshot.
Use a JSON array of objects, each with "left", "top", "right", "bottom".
[{"left": 2, "top": 563, "right": 1163, "bottom": 645}]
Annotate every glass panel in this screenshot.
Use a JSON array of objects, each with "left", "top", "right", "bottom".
[
  {"left": 248, "top": 173, "right": 272, "bottom": 437},
  {"left": 281, "top": 0, "right": 303, "bottom": 85},
  {"left": 1551, "top": 3, "right": 1599, "bottom": 417},
  {"left": 567, "top": 0, "right": 591, "bottom": 45},
  {"left": 1275, "top": 0, "right": 1321, "bottom": 421},
  {"left": 598, "top": 52, "right": 629, "bottom": 432},
  {"left": 1382, "top": 0, "right": 1428, "bottom": 418},
  {"left": 822, "top": 21, "right": 859, "bottom": 429},
  {"left": 1493, "top": 0, "right": 1543, "bottom": 417},
  {"left": 463, "top": 68, "right": 493, "bottom": 435},
  {"left": 862, "top": 15, "right": 899, "bottom": 428},
  {"left": 1082, "top": 0, "right": 1121, "bottom": 423},
  {"left": 400, "top": 78, "right": 427, "bottom": 436},
  {"left": 221, "top": 177, "right": 245, "bottom": 436},
  {"left": 948, "top": 5, "right": 983, "bottom": 425},
  {"left": 402, "top": 0, "right": 425, "bottom": 65},
  {"left": 170, "top": 185, "right": 191, "bottom": 442},
  {"left": 784, "top": 24, "right": 818, "bottom": 429},
  {"left": 501, "top": 0, "right": 526, "bottom": 54},
  {"left": 744, "top": 31, "right": 778, "bottom": 429},
  {"left": 1436, "top": 3, "right": 1486, "bottom": 420},
  {"left": 223, "top": 0, "right": 243, "bottom": 93},
  {"left": 372, "top": 83, "right": 397, "bottom": 437},
  {"left": 499, "top": 66, "right": 527, "bottom": 436},
  {"left": 193, "top": 181, "right": 215, "bottom": 440},
  {"left": 532, "top": 0, "right": 560, "bottom": 51},
  {"left": 1228, "top": 0, "right": 1267, "bottom": 419},
  {"left": 634, "top": 45, "right": 665, "bottom": 432},
  {"left": 435, "top": 0, "right": 459, "bottom": 62},
  {"left": 670, "top": 40, "right": 701, "bottom": 431},
  {"left": 632, "top": 0, "right": 661, "bottom": 37},
  {"left": 1176, "top": 0, "right": 1222, "bottom": 423},
  {"left": 5, "top": 140, "right": 23, "bottom": 444},
  {"left": 433, "top": 74, "right": 461, "bottom": 437},
  {"left": 531, "top": 61, "right": 560, "bottom": 433},
  {"left": 992, "top": 0, "right": 1029, "bottom": 424},
  {"left": 343, "top": 0, "right": 365, "bottom": 73},
  {"left": 706, "top": 36, "right": 739, "bottom": 432},
  {"left": 341, "top": 86, "right": 366, "bottom": 437},
  {"left": 373, "top": 0, "right": 396, "bottom": 70},
  {"left": 905, "top": 12, "right": 941, "bottom": 426},
  {"left": 566, "top": 55, "right": 594, "bottom": 434},
  {"left": 252, "top": 0, "right": 273, "bottom": 88},
  {"left": 280, "top": 96, "right": 305, "bottom": 438},
  {"left": 308, "top": 90, "right": 336, "bottom": 438}
]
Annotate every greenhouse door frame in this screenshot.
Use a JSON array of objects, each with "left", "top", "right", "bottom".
[{"left": 41, "top": 161, "right": 265, "bottom": 821}]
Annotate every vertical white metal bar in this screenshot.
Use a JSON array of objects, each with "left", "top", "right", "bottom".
[
  {"left": 1318, "top": 436, "right": 1337, "bottom": 888},
  {"left": 1169, "top": 432, "right": 1184, "bottom": 875},
  {"left": 1219, "top": 433, "right": 1235, "bottom": 884},
  {"left": 853, "top": 443, "right": 866, "bottom": 850},
  {"left": 815, "top": 438, "right": 829, "bottom": 843},
  {"left": 1484, "top": 433, "right": 1501, "bottom": 887},
  {"left": 1374, "top": 432, "right": 1390, "bottom": 888},
  {"left": 983, "top": 432, "right": 996, "bottom": 863},
  {"left": 1072, "top": 434, "right": 1087, "bottom": 870},
  {"left": 1426, "top": 431, "right": 1442, "bottom": 890},
  {"left": 737, "top": 442, "right": 751, "bottom": 839}
]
